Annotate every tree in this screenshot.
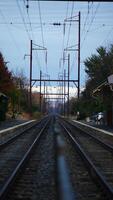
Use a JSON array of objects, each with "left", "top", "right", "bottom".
[
  {"left": 83, "top": 45, "right": 113, "bottom": 118},
  {"left": 84, "top": 46, "right": 113, "bottom": 89},
  {"left": 0, "top": 52, "right": 16, "bottom": 120},
  {"left": 69, "top": 45, "right": 113, "bottom": 120},
  {"left": 0, "top": 52, "right": 14, "bottom": 95},
  {"left": 12, "top": 70, "right": 29, "bottom": 114}
]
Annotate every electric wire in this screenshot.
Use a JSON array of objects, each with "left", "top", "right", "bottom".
[
  {"left": 17, "top": 0, "right": 42, "bottom": 77},
  {"left": 22, "top": 0, "right": 42, "bottom": 71},
  {"left": 102, "top": 27, "right": 113, "bottom": 45},
  {"left": 59, "top": 1, "right": 74, "bottom": 89},
  {"left": 16, "top": 0, "right": 31, "bottom": 40},
  {"left": 70, "top": 3, "right": 93, "bottom": 76},
  {"left": 36, "top": 0, "right": 48, "bottom": 73},
  {"left": 61, "top": 2, "right": 69, "bottom": 62},
  {"left": 81, "top": 2, "right": 93, "bottom": 37},
  {"left": 66, "top": 2, "right": 74, "bottom": 50},
  {"left": 59, "top": 1, "right": 69, "bottom": 74},
  {"left": 0, "top": 7, "right": 25, "bottom": 68},
  {"left": 23, "top": 0, "right": 34, "bottom": 39},
  {"left": 37, "top": 0, "right": 45, "bottom": 48},
  {"left": 81, "top": 2, "right": 100, "bottom": 49}
]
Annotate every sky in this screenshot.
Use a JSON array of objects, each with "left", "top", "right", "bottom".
[{"left": 0, "top": 1, "right": 113, "bottom": 97}]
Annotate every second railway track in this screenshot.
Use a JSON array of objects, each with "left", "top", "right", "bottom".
[
  {"left": 0, "top": 116, "right": 52, "bottom": 199},
  {"left": 58, "top": 117, "right": 113, "bottom": 199}
]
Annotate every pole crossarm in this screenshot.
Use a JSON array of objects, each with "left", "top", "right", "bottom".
[
  {"left": 31, "top": 80, "right": 37, "bottom": 87},
  {"left": 73, "top": 81, "right": 78, "bottom": 88},
  {"left": 64, "top": 48, "right": 78, "bottom": 51},
  {"left": 32, "top": 48, "right": 47, "bottom": 51},
  {"left": 31, "top": 79, "right": 78, "bottom": 82},
  {"left": 43, "top": 93, "right": 68, "bottom": 95},
  {"left": 32, "top": 43, "right": 47, "bottom": 50},
  {"left": 24, "top": 54, "right": 30, "bottom": 59},
  {"left": 45, "top": 97, "right": 65, "bottom": 99},
  {"left": 64, "top": 15, "right": 79, "bottom": 22}
]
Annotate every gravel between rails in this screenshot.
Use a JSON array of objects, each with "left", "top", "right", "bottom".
[{"left": 5, "top": 120, "right": 57, "bottom": 200}]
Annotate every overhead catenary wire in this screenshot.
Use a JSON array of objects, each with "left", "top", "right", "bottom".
[
  {"left": 70, "top": 2, "right": 93, "bottom": 76},
  {"left": 59, "top": 2, "right": 74, "bottom": 75},
  {"left": 102, "top": 27, "right": 113, "bottom": 45},
  {"left": 37, "top": 0, "right": 45, "bottom": 48},
  {"left": 23, "top": 0, "right": 34, "bottom": 39},
  {"left": 17, "top": 0, "right": 42, "bottom": 74},
  {"left": 36, "top": 0, "right": 47, "bottom": 73},
  {"left": 22, "top": 0, "right": 42, "bottom": 71},
  {"left": 16, "top": 0, "right": 31, "bottom": 40},
  {"left": 59, "top": 1, "right": 69, "bottom": 73},
  {"left": 0, "top": 6, "right": 25, "bottom": 68},
  {"left": 61, "top": 1, "right": 69, "bottom": 55},
  {"left": 66, "top": 2, "right": 75, "bottom": 50},
  {"left": 81, "top": 2, "right": 94, "bottom": 37},
  {"left": 81, "top": 2, "right": 100, "bottom": 49}
]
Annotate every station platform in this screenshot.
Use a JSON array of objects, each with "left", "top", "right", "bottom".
[{"left": 71, "top": 119, "right": 113, "bottom": 136}]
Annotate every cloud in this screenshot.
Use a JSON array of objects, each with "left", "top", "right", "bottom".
[{"left": 32, "top": 85, "right": 85, "bottom": 99}]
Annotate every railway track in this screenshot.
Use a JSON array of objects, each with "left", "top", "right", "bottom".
[
  {"left": 0, "top": 116, "right": 51, "bottom": 199},
  {"left": 0, "top": 116, "right": 48, "bottom": 148},
  {"left": 1, "top": 115, "right": 113, "bottom": 199},
  {"left": 58, "top": 117, "right": 113, "bottom": 199},
  {"left": 68, "top": 119, "right": 113, "bottom": 147}
]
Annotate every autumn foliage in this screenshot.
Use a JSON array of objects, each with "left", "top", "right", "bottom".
[{"left": 0, "top": 52, "right": 14, "bottom": 95}]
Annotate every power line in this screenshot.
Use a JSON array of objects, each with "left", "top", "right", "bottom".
[
  {"left": 66, "top": 2, "right": 74, "bottom": 49},
  {"left": 36, "top": 0, "right": 47, "bottom": 73},
  {"left": 0, "top": 7, "right": 24, "bottom": 62},
  {"left": 22, "top": 0, "right": 42, "bottom": 70},
  {"left": 81, "top": 2, "right": 93, "bottom": 37},
  {"left": 59, "top": 1, "right": 69, "bottom": 72},
  {"left": 70, "top": 2, "right": 93, "bottom": 76},
  {"left": 102, "top": 27, "right": 113, "bottom": 45},
  {"left": 23, "top": 0, "right": 34, "bottom": 39},
  {"left": 81, "top": 2, "right": 100, "bottom": 49},
  {"left": 16, "top": 0, "right": 31, "bottom": 40},
  {"left": 37, "top": 0, "right": 45, "bottom": 47},
  {"left": 17, "top": 0, "right": 42, "bottom": 73},
  {"left": 59, "top": 2, "right": 74, "bottom": 74}
]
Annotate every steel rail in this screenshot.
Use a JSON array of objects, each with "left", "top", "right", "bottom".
[
  {"left": 0, "top": 118, "right": 50, "bottom": 200},
  {"left": 0, "top": 116, "right": 48, "bottom": 151},
  {"left": 59, "top": 120, "right": 113, "bottom": 199},
  {"left": 56, "top": 135, "right": 75, "bottom": 200},
  {"left": 62, "top": 118, "right": 113, "bottom": 154}
]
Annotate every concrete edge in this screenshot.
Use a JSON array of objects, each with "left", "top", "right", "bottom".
[
  {"left": 72, "top": 120, "right": 113, "bottom": 136},
  {"left": 0, "top": 120, "right": 36, "bottom": 134}
]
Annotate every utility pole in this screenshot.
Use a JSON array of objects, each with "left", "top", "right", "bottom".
[
  {"left": 44, "top": 81, "right": 46, "bottom": 113},
  {"left": 29, "top": 40, "right": 32, "bottom": 113},
  {"left": 28, "top": 40, "right": 47, "bottom": 115},
  {"left": 62, "top": 74, "right": 64, "bottom": 115},
  {"left": 78, "top": 11, "right": 81, "bottom": 99},
  {"left": 64, "top": 11, "right": 81, "bottom": 99},
  {"left": 67, "top": 54, "right": 70, "bottom": 116},
  {"left": 40, "top": 70, "right": 42, "bottom": 113},
  {"left": 64, "top": 69, "right": 66, "bottom": 116}
]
